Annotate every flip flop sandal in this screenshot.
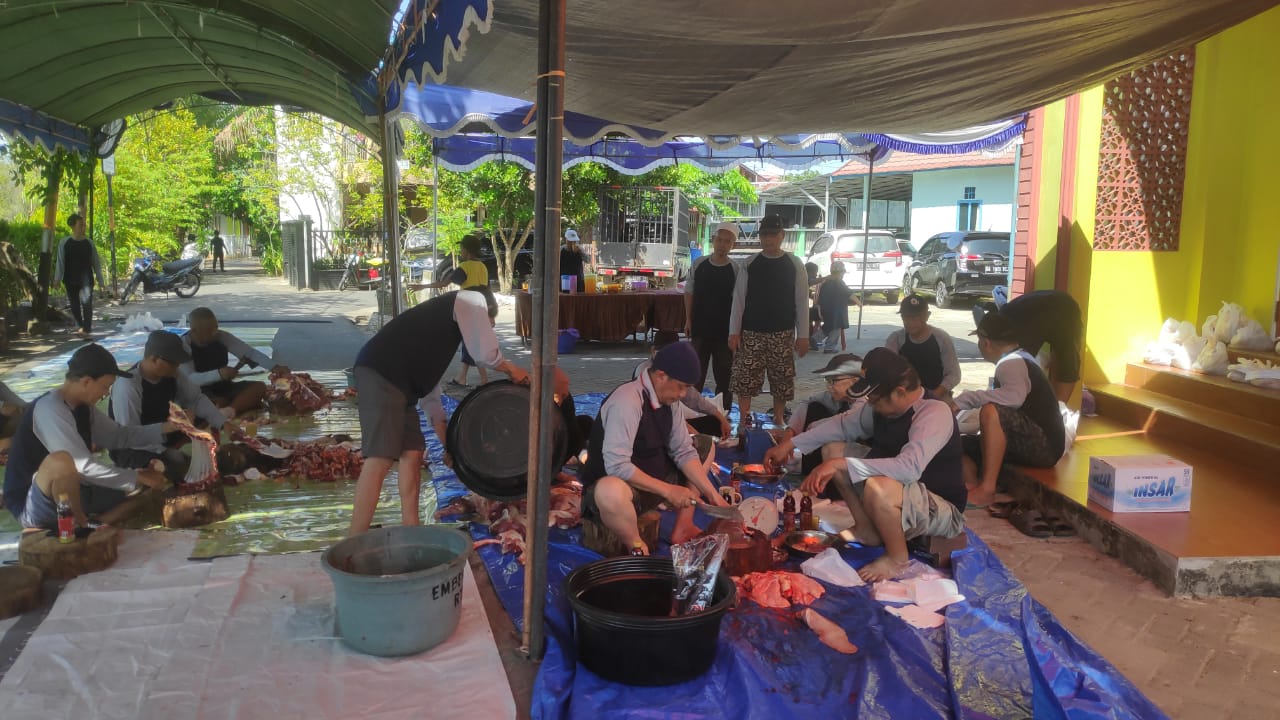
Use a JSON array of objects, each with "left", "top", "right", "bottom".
[
  {"left": 988, "top": 500, "right": 1018, "bottom": 519},
  {"left": 1044, "top": 515, "right": 1076, "bottom": 537},
  {"left": 1008, "top": 507, "right": 1053, "bottom": 538}
]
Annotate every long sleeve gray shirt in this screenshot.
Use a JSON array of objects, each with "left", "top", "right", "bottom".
[
  {"left": 728, "top": 252, "right": 809, "bottom": 337},
  {"left": 632, "top": 359, "right": 722, "bottom": 419},
  {"left": 954, "top": 349, "right": 1037, "bottom": 411},
  {"left": 181, "top": 330, "right": 274, "bottom": 387},
  {"left": 791, "top": 394, "right": 956, "bottom": 486},
  {"left": 599, "top": 371, "right": 699, "bottom": 481},
  {"left": 110, "top": 369, "right": 226, "bottom": 454},
  {"left": 33, "top": 391, "right": 166, "bottom": 492},
  {"left": 885, "top": 326, "right": 963, "bottom": 391}
]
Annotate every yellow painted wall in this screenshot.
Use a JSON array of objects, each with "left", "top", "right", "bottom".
[{"left": 1038, "top": 6, "right": 1280, "bottom": 384}]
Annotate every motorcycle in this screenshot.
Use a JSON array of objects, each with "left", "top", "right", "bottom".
[
  {"left": 119, "top": 249, "right": 203, "bottom": 304},
  {"left": 338, "top": 251, "right": 384, "bottom": 291}
]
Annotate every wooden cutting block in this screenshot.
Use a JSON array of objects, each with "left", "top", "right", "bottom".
[
  {"left": 582, "top": 510, "right": 660, "bottom": 557},
  {"left": 0, "top": 565, "right": 43, "bottom": 619},
  {"left": 19, "top": 526, "right": 121, "bottom": 580},
  {"left": 162, "top": 486, "right": 230, "bottom": 528}
]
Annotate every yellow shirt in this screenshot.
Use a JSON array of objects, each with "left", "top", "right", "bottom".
[{"left": 456, "top": 259, "right": 489, "bottom": 288}]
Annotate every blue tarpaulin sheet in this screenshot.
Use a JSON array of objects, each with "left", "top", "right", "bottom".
[{"left": 429, "top": 392, "right": 1167, "bottom": 720}]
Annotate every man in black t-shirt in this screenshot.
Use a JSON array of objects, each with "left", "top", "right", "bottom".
[
  {"left": 683, "top": 222, "right": 739, "bottom": 411},
  {"left": 53, "top": 213, "right": 105, "bottom": 338},
  {"left": 211, "top": 230, "right": 226, "bottom": 272}
]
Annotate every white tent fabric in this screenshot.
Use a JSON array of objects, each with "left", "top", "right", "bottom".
[{"left": 396, "top": 0, "right": 1279, "bottom": 134}]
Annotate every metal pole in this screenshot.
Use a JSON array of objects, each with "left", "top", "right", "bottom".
[
  {"left": 432, "top": 143, "right": 440, "bottom": 291},
  {"left": 855, "top": 150, "right": 875, "bottom": 338},
  {"left": 106, "top": 174, "right": 117, "bottom": 295},
  {"left": 381, "top": 113, "right": 403, "bottom": 315},
  {"left": 823, "top": 174, "right": 831, "bottom": 229},
  {"left": 1007, "top": 138, "right": 1022, "bottom": 290},
  {"left": 522, "top": 0, "right": 566, "bottom": 661}
]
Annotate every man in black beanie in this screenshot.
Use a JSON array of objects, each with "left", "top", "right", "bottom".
[{"left": 579, "top": 341, "right": 730, "bottom": 555}]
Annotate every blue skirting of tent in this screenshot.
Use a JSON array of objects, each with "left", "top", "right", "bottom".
[
  {"left": 0, "top": 98, "right": 90, "bottom": 155},
  {"left": 426, "top": 391, "right": 1167, "bottom": 720}
]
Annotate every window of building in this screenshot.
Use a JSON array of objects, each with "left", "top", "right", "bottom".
[
  {"left": 963, "top": 186, "right": 976, "bottom": 200},
  {"left": 957, "top": 200, "right": 981, "bottom": 231}
]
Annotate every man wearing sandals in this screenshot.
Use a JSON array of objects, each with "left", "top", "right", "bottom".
[
  {"left": 763, "top": 348, "right": 966, "bottom": 582},
  {"left": 951, "top": 313, "right": 1065, "bottom": 510}
]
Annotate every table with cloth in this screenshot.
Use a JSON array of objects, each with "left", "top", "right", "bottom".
[{"left": 515, "top": 290, "right": 686, "bottom": 343}]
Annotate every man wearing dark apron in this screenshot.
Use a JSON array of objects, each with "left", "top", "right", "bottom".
[
  {"left": 3, "top": 345, "right": 171, "bottom": 532},
  {"left": 765, "top": 348, "right": 966, "bottom": 582},
  {"left": 181, "top": 307, "right": 289, "bottom": 416},
  {"left": 885, "top": 294, "right": 961, "bottom": 397},
  {"left": 782, "top": 354, "right": 859, "bottom": 477},
  {"left": 580, "top": 342, "right": 730, "bottom": 555},
  {"left": 109, "top": 331, "right": 230, "bottom": 483}
]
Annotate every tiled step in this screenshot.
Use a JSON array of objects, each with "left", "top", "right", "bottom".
[
  {"left": 1005, "top": 417, "right": 1280, "bottom": 597},
  {"left": 1125, "top": 362, "right": 1280, "bottom": 427},
  {"left": 1089, "top": 383, "right": 1280, "bottom": 473}
]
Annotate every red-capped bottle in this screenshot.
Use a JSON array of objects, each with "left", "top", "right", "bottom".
[
  {"left": 800, "top": 494, "right": 814, "bottom": 532},
  {"left": 57, "top": 494, "right": 74, "bottom": 544},
  {"left": 782, "top": 493, "right": 796, "bottom": 533}
]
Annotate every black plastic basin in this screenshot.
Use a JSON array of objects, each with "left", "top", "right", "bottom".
[{"left": 566, "top": 556, "right": 736, "bottom": 686}]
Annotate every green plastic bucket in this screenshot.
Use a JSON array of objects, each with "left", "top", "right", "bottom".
[{"left": 321, "top": 525, "right": 473, "bottom": 656}]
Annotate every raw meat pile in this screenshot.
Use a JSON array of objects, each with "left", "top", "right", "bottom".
[
  {"left": 437, "top": 477, "right": 584, "bottom": 564},
  {"left": 230, "top": 434, "right": 363, "bottom": 482},
  {"left": 265, "top": 371, "right": 332, "bottom": 414},
  {"left": 800, "top": 608, "right": 858, "bottom": 654},
  {"left": 733, "top": 571, "right": 826, "bottom": 609},
  {"left": 168, "top": 402, "right": 221, "bottom": 494}
]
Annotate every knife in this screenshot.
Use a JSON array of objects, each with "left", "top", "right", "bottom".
[{"left": 695, "top": 500, "right": 744, "bottom": 524}]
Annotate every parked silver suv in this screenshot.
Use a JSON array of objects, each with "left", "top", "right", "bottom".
[{"left": 806, "top": 229, "right": 906, "bottom": 303}]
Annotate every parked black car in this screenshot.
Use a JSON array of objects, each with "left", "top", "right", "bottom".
[
  {"left": 432, "top": 230, "right": 535, "bottom": 286},
  {"left": 903, "top": 231, "right": 1009, "bottom": 308}
]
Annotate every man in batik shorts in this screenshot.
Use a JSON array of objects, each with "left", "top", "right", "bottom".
[{"left": 728, "top": 214, "right": 809, "bottom": 431}]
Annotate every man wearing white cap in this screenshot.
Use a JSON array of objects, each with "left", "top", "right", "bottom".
[
  {"left": 560, "top": 228, "right": 586, "bottom": 293},
  {"left": 683, "top": 222, "right": 740, "bottom": 411}
]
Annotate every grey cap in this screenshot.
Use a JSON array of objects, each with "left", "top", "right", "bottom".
[{"left": 814, "top": 353, "right": 863, "bottom": 378}]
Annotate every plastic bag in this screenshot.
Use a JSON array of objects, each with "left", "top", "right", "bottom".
[
  {"left": 1174, "top": 337, "right": 1204, "bottom": 371},
  {"left": 120, "top": 312, "right": 163, "bottom": 333},
  {"left": 1201, "top": 316, "right": 1217, "bottom": 342},
  {"left": 956, "top": 408, "right": 981, "bottom": 434},
  {"left": 1229, "top": 319, "right": 1273, "bottom": 351},
  {"left": 1192, "top": 341, "right": 1229, "bottom": 376},
  {"left": 671, "top": 533, "right": 729, "bottom": 615},
  {"left": 1213, "top": 302, "right": 1243, "bottom": 344},
  {"left": 1176, "top": 321, "right": 1197, "bottom": 346},
  {"left": 1059, "top": 401, "right": 1079, "bottom": 456},
  {"left": 1158, "top": 318, "right": 1180, "bottom": 345}
]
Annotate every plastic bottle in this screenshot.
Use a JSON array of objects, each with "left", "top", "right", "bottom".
[
  {"left": 782, "top": 492, "right": 796, "bottom": 533},
  {"left": 800, "top": 494, "right": 814, "bottom": 532},
  {"left": 56, "top": 494, "right": 74, "bottom": 544},
  {"left": 629, "top": 541, "right": 646, "bottom": 557}
]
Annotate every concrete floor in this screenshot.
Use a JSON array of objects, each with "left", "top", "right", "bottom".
[{"left": 4, "top": 263, "right": 1277, "bottom": 718}]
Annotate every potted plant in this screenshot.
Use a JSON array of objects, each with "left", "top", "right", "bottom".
[{"left": 311, "top": 255, "right": 347, "bottom": 291}]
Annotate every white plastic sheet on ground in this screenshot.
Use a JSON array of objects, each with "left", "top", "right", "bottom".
[{"left": 0, "top": 531, "right": 515, "bottom": 720}]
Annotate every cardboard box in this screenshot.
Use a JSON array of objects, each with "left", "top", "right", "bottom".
[{"left": 1088, "top": 455, "right": 1192, "bottom": 513}]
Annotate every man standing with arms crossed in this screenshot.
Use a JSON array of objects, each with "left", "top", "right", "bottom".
[
  {"left": 684, "top": 222, "right": 740, "bottom": 413},
  {"left": 728, "top": 214, "right": 809, "bottom": 430}
]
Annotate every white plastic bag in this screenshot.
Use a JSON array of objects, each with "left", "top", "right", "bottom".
[
  {"left": 956, "top": 408, "right": 981, "bottom": 434},
  {"left": 1177, "top": 321, "right": 1198, "bottom": 346},
  {"left": 119, "top": 312, "right": 163, "bottom": 333},
  {"left": 1229, "top": 319, "right": 1274, "bottom": 351},
  {"left": 1143, "top": 342, "right": 1175, "bottom": 366},
  {"left": 1059, "top": 401, "right": 1079, "bottom": 456},
  {"left": 1192, "top": 341, "right": 1229, "bottom": 376},
  {"left": 1174, "top": 336, "right": 1205, "bottom": 371},
  {"left": 1213, "top": 302, "right": 1243, "bottom": 344},
  {"left": 1201, "top": 316, "right": 1217, "bottom": 342},
  {"left": 1158, "top": 318, "right": 1180, "bottom": 345}
]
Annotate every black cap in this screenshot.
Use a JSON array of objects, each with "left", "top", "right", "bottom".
[
  {"left": 970, "top": 312, "right": 1019, "bottom": 342},
  {"left": 814, "top": 353, "right": 863, "bottom": 378},
  {"left": 67, "top": 344, "right": 132, "bottom": 379},
  {"left": 144, "top": 330, "right": 191, "bottom": 365},
  {"left": 759, "top": 214, "right": 785, "bottom": 234},
  {"left": 651, "top": 341, "right": 702, "bottom": 385},
  {"left": 848, "top": 347, "right": 911, "bottom": 399},
  {"left": 898, "top": 293, "right": 929, "bottom": 316}
]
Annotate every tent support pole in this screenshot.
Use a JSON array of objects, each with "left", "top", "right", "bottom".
[
  {"left": 380, "top": 111, "right": 403, "bottom": 315},
  {"left": 856, "top": 150, "right": 875, "bottom": 339},
  {"left": 432, "top": 143, "right": 440, "bottom": 295},
  {"left": 522, "top": 0, "right": 566, "bottom": 662}
]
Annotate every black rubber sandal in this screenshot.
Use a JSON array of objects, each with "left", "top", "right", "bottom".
[{"left": 1008, "top": 507, "right": 1053, "bottom": 538}]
